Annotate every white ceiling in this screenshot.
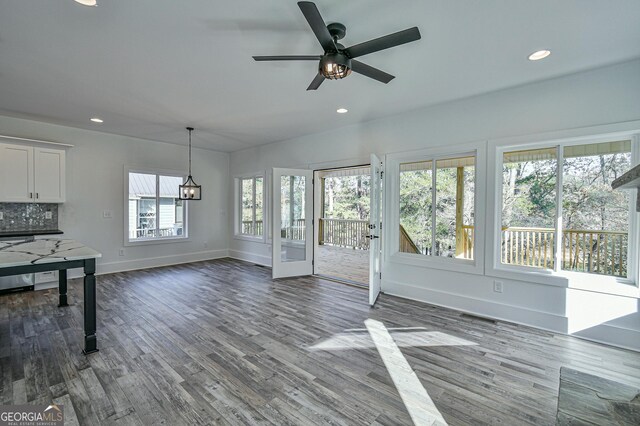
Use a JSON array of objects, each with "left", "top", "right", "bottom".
[{"left": 1, "top": 1, "right": 639, "bottom": 152}]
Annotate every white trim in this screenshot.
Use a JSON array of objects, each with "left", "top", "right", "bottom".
[
  {"left": 68, "top": 249, "right": 228, "bottom": 279},
  {"left": 384, "top": 279, "right": 568, "bottom": 333},
  {"left": 383, "top": 278, "right": 640, "bottom": 352},
  {"left": 488, "top": 130, "right": 640, "bottom": 291},
  {"left": 228, "top": 249, "right": 271, "bottom": 267},
  {"left": 0, "top": 134, "right": 73, "bottom": 148},
  {"left": 385, "top": 141, "right": 487, "bottom": 276},
  {"left": 124, "top": 166, "right": 189, "bottom": 247}
]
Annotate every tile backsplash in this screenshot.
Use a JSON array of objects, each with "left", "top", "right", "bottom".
[{"left": 0, "top": 203, "right": 59, "bottom": 232}]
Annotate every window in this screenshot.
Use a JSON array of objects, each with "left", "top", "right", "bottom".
[
  {"left": 501, "top": 148, "right": 557, "bottom": 270},
  {"left": 127, "top": 171, "right": 186, "bottom": 242},
  {"left": 499, "top": 139, "right": 635, "bottom": 279},
  {"left": 237, "top": 176, "right": 264, "bottom": 237},
  {"left": 399, "top": 154, "right": 476, "bottom": 260}
]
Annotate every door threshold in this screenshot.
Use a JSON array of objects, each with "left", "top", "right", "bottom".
[{"left": 314, "top": 274, "right": 368, "bottom": 289}]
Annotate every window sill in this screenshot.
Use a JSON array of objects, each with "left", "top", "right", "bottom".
[
  {"left": 124, "top": 236, "right": 189, "bottom": 247},
  {"left": 488, "top": 264, "right": 639, "bottom": 299},
  {"left": 390, "top": 252, "right": 483, "bottom": 276}
]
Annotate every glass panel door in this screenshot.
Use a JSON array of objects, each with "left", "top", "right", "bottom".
[{"left": 272, "top": 168, "right": 313, "bottom": 278}]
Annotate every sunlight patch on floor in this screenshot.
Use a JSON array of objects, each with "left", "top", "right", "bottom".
[
  {"left": 309, "top": 327, "right": 477, "bottom": 351},
  {"left": 365, "top": 319, "right": 449, "bottom": 426}
]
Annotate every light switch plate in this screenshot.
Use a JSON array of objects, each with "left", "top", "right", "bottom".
[{"left": 103, "top": 210, "right": 113, "bottom": 219}]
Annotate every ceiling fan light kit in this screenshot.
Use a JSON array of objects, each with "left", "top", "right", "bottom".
[
  {"left": 252, "top": 1, "right": 421, "bottom": 90},
  {"left": 320, "top": 53, "right": 352, "bottom": 80}
]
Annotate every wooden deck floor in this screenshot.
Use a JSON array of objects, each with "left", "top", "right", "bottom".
[
  {"left": 1, "top": 259, "right": 640, "bottom": 425},
  {"left": 315, "top": 244, "right": 370, "bottom": 286}
]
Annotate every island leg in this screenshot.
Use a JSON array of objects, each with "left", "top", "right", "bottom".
[
  {"left": 58, "top": 269, "right": 68, "bottom": 307},
  {"left": 82, "top": 258, "right": 98, "bottom": 355}
]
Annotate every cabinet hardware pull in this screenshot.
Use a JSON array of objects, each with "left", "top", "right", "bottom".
[
  {"left": 30, "top": 192, "right": 33, "bottom": 199},
  {"left": 36, "top": 193, "right": 39, "bottom": 199}
]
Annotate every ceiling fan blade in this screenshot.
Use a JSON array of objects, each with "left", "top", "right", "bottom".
[
  {"left": 306, "top": 73, "right": 325, "bottom": 90},
  {"left": 298, "top": 1, "right": 336, "bottom": 52},
  {"left": 351, "top": 60, "right": 395, "bottom": 84},
  {"left": 345, "top": 27, "right": 421, "bottom": 58},
  {"left": 253, "top": 55, "right": 321, "bottom": 61}
]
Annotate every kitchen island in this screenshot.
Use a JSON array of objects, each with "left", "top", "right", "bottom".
[{"left": 0, "top": 239, "right": 101, "bottom": 354}]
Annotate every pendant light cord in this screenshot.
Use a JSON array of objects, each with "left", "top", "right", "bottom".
[{"left": 187, "top": 127, "right": 193, "bottom": 176}]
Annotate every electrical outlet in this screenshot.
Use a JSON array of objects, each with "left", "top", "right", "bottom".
[
  {"left": 0, "top": 212, "right": 3, "bottom": 220},
  {"left": 118, "top": 248, "right": 125, "bottom": 256},
  {"left": 493, "top": 280, "right": 504, "bottom": 293},
  {"left": 103, "top": 210, "right": 113, "bottom": 219},
  {"left": 204, "top": 241, "right": 209, "bottom": 248},
  {"left": 45, "top": 211, "right": 52, "bottom": 219}
]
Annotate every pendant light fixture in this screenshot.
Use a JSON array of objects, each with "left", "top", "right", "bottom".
[{"left": 179, "top": 127, "right": 202, "bottom": 200}]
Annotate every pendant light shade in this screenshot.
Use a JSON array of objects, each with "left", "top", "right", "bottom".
[{"left": 179, "top": 127, "right": 202, "bottom": 200}]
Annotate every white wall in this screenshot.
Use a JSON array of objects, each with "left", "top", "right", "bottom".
[
  {"left": 228, "top": 58, "right": 640, "bottom": 351},
  {"left": 0, "top": 115, "right": 230, "bottom": 274}
]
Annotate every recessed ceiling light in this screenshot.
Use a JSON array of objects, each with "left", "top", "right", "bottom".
[
  {"left": 74, "top": 0, "right": 97, "bottom": 6},
  {"left": 336, "top": 108, "right": 348, "bottom": 114},
  {"left": 90, "top": 117, "right": 103, "bottom": 123},
  {"left": 528, "top": 50, "right": 551, "bottom": 61}
]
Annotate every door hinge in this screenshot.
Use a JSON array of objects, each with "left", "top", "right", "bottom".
[
  {"left": 379, "top": 272, "right": 382, "bottom": 279},
  {"left": 380, "top": 171, "right": 384, "bottom": 179}
]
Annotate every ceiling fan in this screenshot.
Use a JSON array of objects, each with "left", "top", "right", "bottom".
[{"left": 252, "top": 1, "right": 421, "bottom": 90}]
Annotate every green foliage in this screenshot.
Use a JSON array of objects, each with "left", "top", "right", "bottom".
[
  {"left": 323, "top": 175, "right": 370, "bottom": 220},
  {"left": 399, "top": 165, "right": 475, "bottom": 255}
]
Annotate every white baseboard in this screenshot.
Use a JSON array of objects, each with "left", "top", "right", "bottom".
[
  {"left": 383, "top": 279, "right": 640, "bottom": 352},
  {"left": 383, "top": 279, "right": 568, "bottom": 333},
  {"left": 228, "top": 249, "right": 271, "bottom": 267},
  {"left": 571, "top": 323, "right": 640, "bottom": 352},
  {"left": 68, "top": 249, "right": 229, "bottom": 279}
]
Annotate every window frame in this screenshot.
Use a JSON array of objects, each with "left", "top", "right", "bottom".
[
  {"left": 386, "top": 141, "right": 487, "bottom": 276},
  {"left": 234, "top": 172, "right": 266, "bottom": 242},
  {"left": 124, "top": 167, "right": 189, "bottom": 246},
  {"left": 490, "top": 132, "right": 639, "bottom": 294}
]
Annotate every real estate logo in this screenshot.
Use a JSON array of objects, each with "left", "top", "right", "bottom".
[{"left": 0, "top": 404, "right": 64, "bottom": 426}]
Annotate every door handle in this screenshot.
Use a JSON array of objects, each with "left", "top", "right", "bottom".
[{"left": 366, "top": 235, "right": 380, "bottom": 239}]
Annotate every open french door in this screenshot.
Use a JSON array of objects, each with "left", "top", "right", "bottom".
[
  {"left": 369, "top": 154, "right": 383, "bottom": 305},
  {"left": 272, "top": 168, "right": 314, "bottom": 279}
]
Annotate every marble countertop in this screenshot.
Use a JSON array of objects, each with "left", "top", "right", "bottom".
[{"left": 0, "top": 239, "right": 101, "bottom": 268}]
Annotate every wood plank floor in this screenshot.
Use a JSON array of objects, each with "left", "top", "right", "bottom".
[
  {"left": 315, "top": 245, "right": 369, "bottom": 285},
  {"left": 1, "top": 258, "right": 639, "bottom": 425}
]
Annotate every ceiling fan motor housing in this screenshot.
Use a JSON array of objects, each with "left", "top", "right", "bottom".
[{"left": 320, "top": 52, "right": 352, "bottom": 80}]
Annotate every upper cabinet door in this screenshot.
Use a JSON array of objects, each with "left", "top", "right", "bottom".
[
  {"left": 0, "top": 143, "right": 34, "bottom": 202},
  {"left": 34, "top": 148, "right": 66, "bottom": 202}
]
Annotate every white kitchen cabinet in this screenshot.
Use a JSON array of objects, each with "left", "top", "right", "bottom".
[
  {"left": 0, "top": 143, "right": 33, "bottom": 202},
  {"left": 34, "top": 147, "right": 66, "bottom": 202},
  {"left": 0, "top": 143, "right": 66, "bottom": 202}
]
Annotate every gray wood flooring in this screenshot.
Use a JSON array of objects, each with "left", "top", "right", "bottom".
[{"left": 1, "top": 258, "right": 639, "bottom": 425}]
